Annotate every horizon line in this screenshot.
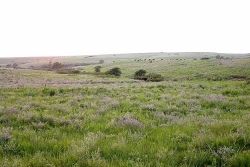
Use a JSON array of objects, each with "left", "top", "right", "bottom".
[{"left": 0, "top": 51, "right": 249, "bottom": 58}]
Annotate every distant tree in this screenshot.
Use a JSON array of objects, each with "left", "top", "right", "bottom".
[
  {"left": 57, "top": 69, "right": 80, "bottom": 74},
  {"left": 134, "top": 69, "right": 147, "bottom": 80},
  {"left": 52, "top": 62, "right": 63, "bottom": 69},
  {"left": 48, "top": 61, "right": 52, "bottom": 68},
  {"left": 201, "top": 57, "right": 210, "bottom": 60},
  {"left": 106, "top": 67, "right": 122, "bottom": 76},
  {"left": 94, "top": 66, "right": 102, "bottom": 73},
  {"left": 6, "top": 64, "right": 11, "bottom": 68},
  {"left": 99, "top": 60, "right": 104, "bottom": 64},
  {"left": 216, "top": 55, "right": 224, "bottom": 59},
  {"left": 12, "top": 63, "right": 18, "bottom": 69}
]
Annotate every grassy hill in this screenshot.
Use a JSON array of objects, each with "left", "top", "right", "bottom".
[{"left": 0, "top": 53, "right": 250, "bottom": 166}]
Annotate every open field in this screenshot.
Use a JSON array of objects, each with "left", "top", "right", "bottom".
[{"left": 0, "top": 53, "right": 250, "bottom": 166}]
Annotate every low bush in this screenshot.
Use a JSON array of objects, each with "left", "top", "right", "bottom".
[
  {"left": 106, "top": 67, "right": 122, "bottom": 76},
  {"left": 133, "top": 69, "right": 163, "bottom": 82},
  {"left": 56, "top": 69, "right": 80, "bottom": 74},
  {"left": 94, "top": 66, "right": 102, "bottom": 73},
  {"left": 201, "top": 57, "right": 210, "bottom": 60},
  {"left": 42, "top": 88, "right": 56, "bottom": 96},
  {"left": 51, "top": 62, "right": 64, "bottom": 69},
  {"left": 216, "top": 55, "right": 224, "bottom": 59},
  {"left": 134, "top": 69, "right": 147, "bottom": 80}
]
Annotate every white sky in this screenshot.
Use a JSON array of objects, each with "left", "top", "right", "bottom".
[{"left": 0, "top": 0, "right": 249, "bottom": 57}]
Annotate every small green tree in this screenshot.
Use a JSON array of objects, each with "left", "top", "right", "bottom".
[
  {"left": 134, "top": 69, "right": 147, "bottom": 80},
  {"left": 12, "top": 63, "right": 18, "bottom": 69},
  {"left": 51, "top": 62, "right": 63, "bottom": 69},
  {"left": 216, "top": 55, "right": 224, "bottom": 59},
  {"left": 94, "top": 66, "right": 102, "bottom": 73},
  {"left": 106, "top": 67, "right": 122, "bottom": 76}
]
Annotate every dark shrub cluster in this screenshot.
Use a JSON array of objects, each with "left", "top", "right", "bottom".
[
  {"left": 42, "top": 88, "right": 56, "bottom": 96},
  {"left": 51, "top": 62, "right": 64, "bottom": 69},
  {"left": 134, "top": 69, "right": 147, "bottom": 80},
  {"left": 56, "top": 69, "right": 80, "bottom": 74},
  {"left": 94, "top": 66, "right": 102, "bottom": 73},
  {"left": 216, "top": 55, "right": 224, "bottom": 59},
  {"left": 97, "top": 67, "right": 163, "bottom": 81},
  {"left": 201, "top": 57, "right": 210, "bottom": 60},
  {"left": 134, "top": 69, "right": 164, "bottom": 82},
  {"left": 99, "top": 59, "right": 104, "bottom": 64},
  {"left": 106, "top": 67, "right": 122, "bottom": 76}
]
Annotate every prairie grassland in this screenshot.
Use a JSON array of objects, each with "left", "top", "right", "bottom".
[{"left": 0, "top": 56, "right": 250, "bottom": 166}]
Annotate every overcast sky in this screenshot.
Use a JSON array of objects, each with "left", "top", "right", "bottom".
[{"left": 0, "top": 0, "right": 249, "bottom": 57}]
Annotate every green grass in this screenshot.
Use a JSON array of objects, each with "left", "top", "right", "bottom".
[
  {"left": 116, "top": 58, "right": 250, "bottom": 80},
  {"left": 0, "top": 56, "right": 250, "bottom": 166}
]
